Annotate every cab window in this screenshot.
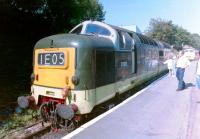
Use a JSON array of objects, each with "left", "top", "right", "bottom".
[
  {"left": 71, "top": 25, "right": 83, "bottom": 34},
  {"left": 85, "top": 24, "right": 111, "bottom": 36}
]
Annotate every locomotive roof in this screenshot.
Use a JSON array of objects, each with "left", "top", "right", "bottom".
[
  {"left": 35, "top": 20, "right": 169, "bottom": 50},
  {"left": 106, "top": 22, "right": 159, "bottom": 47},
  {"left": 34, "top": 33, "right": 115, "bottom": 50}
]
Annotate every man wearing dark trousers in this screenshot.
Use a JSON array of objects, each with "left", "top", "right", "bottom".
[{"left": 176, "top": 51, "right": 190, "bottom": 91}]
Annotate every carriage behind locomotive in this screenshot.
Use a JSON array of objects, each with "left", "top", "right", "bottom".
[{"left": 17, "top": 21, "right": 172, "bottom": 127}]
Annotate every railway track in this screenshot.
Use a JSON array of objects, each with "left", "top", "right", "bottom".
[
  {"left": 3, "top": 72, "right": 167, "bottom": 139},
  {"left": 4, "top": 99, "right": 121, "bottom": 139},
  {"left": 4, "top": 120, "right": 51, "bottom": 139}
]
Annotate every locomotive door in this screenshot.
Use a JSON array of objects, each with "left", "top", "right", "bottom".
[{"left": 95, "top": 50, "right": 115, "bottom": 105}]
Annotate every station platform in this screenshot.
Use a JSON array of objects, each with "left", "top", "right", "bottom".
[{"left": 62, "top": 61, "right": 200, "bottom": 139}]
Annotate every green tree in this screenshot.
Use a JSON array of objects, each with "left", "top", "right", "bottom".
[
  {"left": 145, "top": 18, "right": 200, "bottom": 50},
  {"left": 145, "top": 18, "right": 174, "bottom": 43},
  {"left": 6, "top": 0, "right": 105, "bottom": 33},
  {"left": 0, "top": 0, "right": 105, "bottom": 97}
]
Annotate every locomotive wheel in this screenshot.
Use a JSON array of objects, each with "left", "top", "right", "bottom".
[
  {"left": 65, "top": 120, "right": 75, "bottom": 133},
  {"left": 39, "top": 102, "right": 50, "bottom": 122}
]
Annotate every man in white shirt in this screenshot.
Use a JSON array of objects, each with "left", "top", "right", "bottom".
[{"left": 176, "top": 51, "right": 190, "bottom": 91}]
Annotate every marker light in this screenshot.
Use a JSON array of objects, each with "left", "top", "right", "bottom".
[{"left": 71, "top": 75, "right": 79, "bottom": 85}]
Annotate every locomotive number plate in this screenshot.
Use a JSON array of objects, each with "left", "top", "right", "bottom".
[
  {"left": 46, "top": 91, "right": 55, "bottom": 96},
  {"left": 38, "top": 52, "right": 65, "bottom": 66}
]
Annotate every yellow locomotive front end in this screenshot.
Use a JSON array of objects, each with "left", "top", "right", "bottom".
[
  {"left": 17, "top": 35, "right": 81, "bottom": 125},
  {"left": 32, "top": 47, "right": 75, "bottom": 105}
]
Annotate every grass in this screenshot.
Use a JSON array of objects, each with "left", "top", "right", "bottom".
[{"left": 0, "top": 109, "right": 39, "bottom": 139}]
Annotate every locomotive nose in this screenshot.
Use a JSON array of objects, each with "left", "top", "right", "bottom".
[{"left": 33, "top": 48, "right": 76, "bottom": 89}]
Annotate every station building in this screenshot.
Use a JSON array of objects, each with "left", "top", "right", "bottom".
[{"left": 119, "top": 24, "right": 142, "bottom": 34}]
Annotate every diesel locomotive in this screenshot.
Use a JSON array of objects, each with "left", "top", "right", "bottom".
[{"left": 18, "top": 20, "right": 171, "bottom": 128}]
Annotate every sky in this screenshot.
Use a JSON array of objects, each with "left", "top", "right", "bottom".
[{"left": 99, "top": 0, "right": 200, "bottom": 35}]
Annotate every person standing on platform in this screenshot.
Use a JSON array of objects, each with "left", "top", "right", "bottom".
[
  {"left": 176, "top": 51, "right": 190, "bottom": 91},
  {"left": 164, "top": 55, "right": 174, "bottom": 76},
  {"left": 172, "top": 55, "right": 177, "bottom": 77},
  {"left": 196, "top": 51, "right": 200, "bottom": 89}
]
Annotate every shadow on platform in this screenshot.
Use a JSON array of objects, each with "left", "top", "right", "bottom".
[{"left": 185, "top": 83, "right": 195, "bottom": 88}]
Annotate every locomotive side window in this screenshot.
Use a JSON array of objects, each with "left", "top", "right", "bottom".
[
  {"left": 137, "top": 34, "right": 157, "bottom": 46},
  {"left": 132, "top": 47, "right": 136, "bottom": 74},
  {"left": 152, "top": 40, "right": 158, "bottom": 46},
  {"left": 85, "top": 24, "right": 111, "bottom": 36},
  {"left": 118, "top": 31, "right": 133, "bottom": 50},
  {"left": 159, "top": 50, "right": 164, "bottom": 57},
  {"left": 159, "top": 50, "right": 164, "bottom": 60},
  {"left": 71, "top": 25, "right": 83, "bottom": 34}
]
